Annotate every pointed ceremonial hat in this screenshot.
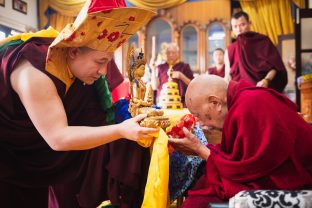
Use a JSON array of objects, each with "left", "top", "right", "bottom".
[{"left": 46, "top": 0, "right": 155, "bottom": 89}]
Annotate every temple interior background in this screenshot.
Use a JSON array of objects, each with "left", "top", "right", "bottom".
[{"left": 1, "top": 0, "right": 312, "bottom": 120}]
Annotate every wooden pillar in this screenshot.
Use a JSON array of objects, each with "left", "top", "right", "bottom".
[
  {"left": 198, "top": 27, "right": 207, "bottom": 74},
  {"left": 173, "top": 29, "right": 180, "bottom": 45}
]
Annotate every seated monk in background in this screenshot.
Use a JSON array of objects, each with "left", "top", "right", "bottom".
[
  {"left": 224, "top": 11, "right": 287, "bottom": 93},
  {"left": 169, "top": 75, "right": 312, "bottom": 207},
  {"left": 151, "top": 43, "right": 194, "bottom": 106},
  {"left": 207, "top": 48, "right": 225, "bottom": 78}
]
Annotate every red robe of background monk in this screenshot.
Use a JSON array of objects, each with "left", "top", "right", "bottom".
[
  {"left": 227, "top": 32, "right": 287, "bottom": 92},
  {"left": 207, "top": 65, "right": 225, "bottom": 78},
  {"left": 157, "top": 62, "right": 194, "bottom": 105}
]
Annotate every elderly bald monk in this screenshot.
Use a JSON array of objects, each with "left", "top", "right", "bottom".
[{"left": 169, "top": 75, "right": 312, "bottom": 207}]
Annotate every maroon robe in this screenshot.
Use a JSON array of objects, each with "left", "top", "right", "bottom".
[
  {"left": 157, "top": 62, "right": 194, "bottom": 105},
  {"left": 0, "top": 37, "right": 149, "bottom": 208},
  {"left": 207, "top": 65, "right": 225, "bottom": 77},
  {"left": 183, "top": 81, "right": 312, "bottom": 207},
  {"left": 227, "top": 32, "right": 287, "bottom": 93}
]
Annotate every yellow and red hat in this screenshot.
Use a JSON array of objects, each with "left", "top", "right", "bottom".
[{"left": 46, "top": 0, "right": 155, "bottom": 91}]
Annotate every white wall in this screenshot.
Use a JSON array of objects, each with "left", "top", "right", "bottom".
[
  {"left": 310, "top": 0, "right": 312, "bottom": 8},
  {"left": 0, "top": 0, "right": 38, "bottom": 32}
]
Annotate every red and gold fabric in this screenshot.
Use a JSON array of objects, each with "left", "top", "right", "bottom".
[{"left": 46, "top": 0, "right": 155, "bottom": 91}]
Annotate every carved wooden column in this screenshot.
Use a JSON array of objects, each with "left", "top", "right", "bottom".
[{"left": 173, "top": 30, "right": 180, "bottom": 46}]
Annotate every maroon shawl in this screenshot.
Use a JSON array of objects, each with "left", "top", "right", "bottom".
[
  {"left": 184, "top": 81, "right": 312, "bottom": 206},
  {"left": 227, "top": 32, "right": 287, "bottom": 93},
  {"left": 207, "top": 65, "right": 225, "bottom": 77},
  {"left": 0, "top": 37, "right": 148, "bottom": 208},
  {"left": 106, "top": 59, "right": 124, "bottom": 91},
  {"left": 157, "top": 62, "right": 194, "bottom": 105}
]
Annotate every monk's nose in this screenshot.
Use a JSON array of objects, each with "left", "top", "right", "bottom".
[{"left": 98, "top": 66, "right": 107, "bottom": 75}]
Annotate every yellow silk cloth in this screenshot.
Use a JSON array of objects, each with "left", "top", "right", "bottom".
[
  {"left": 138, "top": 108, "right": 189, "bottom": 208},
  {"left": 39, "top": 0, "right": 85, "bottom": 29},
  {"left": 240, "top": 0, "right": 294, "bottom": 44},
  {"left": 128, "top": 0, "right": 186, "bottom": 9},
  {"left": 140, "top": 128, "right": 169, "bottom": 208},
  {"left": 292, "top": 0, "right": 305, "bottom": 8},
  {"left": 0, "top": 26, "right": 58, "bottom": 47}
]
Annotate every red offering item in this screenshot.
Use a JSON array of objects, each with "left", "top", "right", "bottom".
[{"left": 167, "top": 114, "right": 197, "bottom": 138}]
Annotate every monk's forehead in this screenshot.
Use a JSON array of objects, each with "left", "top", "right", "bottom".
[
  {"left": 186, "top": 89, "right": 202, "bottom": 105},
  {"left": 167, "top": 46, "right": 178, "bottom": 52},
  {"left": 231, "top": 16, "right": 248, "bottom": 24}
]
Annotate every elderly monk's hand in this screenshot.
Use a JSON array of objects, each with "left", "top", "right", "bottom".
[
  {"left": 168, "top": 127, "right": 202, "bottom": 156},
  {"left": 256, "top": 79, "right": 269, "bottom": 88},
  {"left": 119, "top": 114, "right": 158, "bottom": 142}
]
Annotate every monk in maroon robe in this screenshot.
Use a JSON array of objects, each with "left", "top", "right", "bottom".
[
  {"left": 207, "top": 65, "right": 225, "bottom": 78},
  {"left": 207, "top": 48, "right": 225, "bottom": 78},
  {"left": 0, "top": 37, "right": 153, "bottom": 208},
  {"left": 151, "top": 43, "right": 194, "bottom": 105},
  {"left": 225, "top": 11, "right": 287, "bottom": 93},
  {"left": 0, "top": 0, "right": 157, "bottom": 207},
  {"left": 169, "top": 75, "right": 312, "bottom": 207}
]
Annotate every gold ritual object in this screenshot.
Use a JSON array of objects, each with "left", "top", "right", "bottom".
[
  {"left": 127, "top": 44, "right": 170, "bottom": 129},
  {"left": 158, "top": 65, "right": 183, "bottom": 109}
]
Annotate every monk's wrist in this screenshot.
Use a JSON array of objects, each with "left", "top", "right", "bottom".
[
  {"left": 263, "top": 78, "right": 271, "bottom": 85},
  {"left": 197, "top": 143, "right": 210, "bottom": 160}
]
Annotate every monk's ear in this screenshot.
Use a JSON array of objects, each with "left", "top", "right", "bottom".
[
  {"left": 248, "top": 20, "right": 252, "bottom": 27},
  {"left": 67, "top": 47, "right": 80, "bottom": 59},
  {"left": 207, "top": 95, "right": 222, "bottom": 112}
]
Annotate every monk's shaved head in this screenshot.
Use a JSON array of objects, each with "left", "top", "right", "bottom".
[
  {"left": 185, "top": 74, "right": 228, "bottom": 130},
  {"left": 185, "top": 74, "right": 227, "bottom": 108}
]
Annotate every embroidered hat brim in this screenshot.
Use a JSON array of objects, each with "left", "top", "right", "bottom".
[{"left": 46, "top": 0, "right": 156, "bottom": 91}]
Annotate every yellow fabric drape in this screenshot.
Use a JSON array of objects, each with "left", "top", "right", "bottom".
[
  {"left": 240, "top": 0, "right": 294, "bottom": 44},
  {"left": 138, "top": 110, "right": 188, "bottom": 207},
  {"left": 39, "top": 0, "right": 85, "bottom": 29},
  {"left": 128, "top": 0, "right": 186, "bottom": 9},
  {"left": 140, "top": 128, "right": 169, "bottom": 208},
  {"left": 0, "top": 27, "right": 58, "bottom": 46},
  {"left": 49, "top": 14, "right": 75, "bottom": 32},
  {"left": 292, "top": 0, "right": 305, "bottom": 8},
  {"left": 47, "top": 0, "right": 85, "bottom": 16}
]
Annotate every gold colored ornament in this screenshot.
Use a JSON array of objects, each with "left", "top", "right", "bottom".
[
  {"left": 158, "top": 60, "right": 183, "bottom": 109},
  {"left": 127, "top": 44, "right": 170, "bottom": 129}
]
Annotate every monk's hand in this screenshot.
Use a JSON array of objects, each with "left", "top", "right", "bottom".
[
  {"left": 168, "top": 127, "right": 202, "bottom": 156},
  {"left": 172, "top": 71, "right": 182, "bottom": 80},
  {"left": 119, "top": 114, "right": 158, "bottom": 142},
  {"left": 256, "top": 79, "right": 269, "bottom": 88}
]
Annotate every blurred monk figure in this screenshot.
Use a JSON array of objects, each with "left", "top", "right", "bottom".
[
  {"left": 151, "top": 43, "right": 194, "bottom": 106},
  {"left": 207, "top": 48, "right": 225, "bottom": 78},
  {"left": 224, "top": 11, "right": 287, "bottom": 93}
]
